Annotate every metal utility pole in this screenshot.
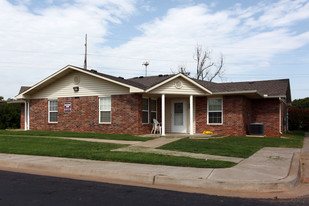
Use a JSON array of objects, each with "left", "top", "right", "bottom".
[
  {"left": 84, "top": 34, "right": 87, "bottom": 70},
  {"left": 142, "top": 61, "right": 149, "bottom": 77}
]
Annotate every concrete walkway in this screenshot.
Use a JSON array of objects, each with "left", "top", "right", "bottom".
[
  {"left": 0, "top": 147, "right": 302, "bottom": 193},
  {"left": 0, "top": 134, "right": 142, "bottom": 145},
  {"left": 131, "top": 137, "right": 182, "bottom": 148},
  {"left": 0, "top": 134, "right": 308, "bottom": 194},
  {"left": 113, "top": 146, "right": 244, "bottom": 163},
  {"left": 4, "top": 135, "right": 242, "bottom": 163}
]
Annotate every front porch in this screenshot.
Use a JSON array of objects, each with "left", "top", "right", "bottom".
[{"left": 145, "top": 94, "right": 196, "bottom": 136}]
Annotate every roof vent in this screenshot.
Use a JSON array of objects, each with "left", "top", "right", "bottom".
[
  {"left": 118, "top": 77, "right": 124, "bottom": 79},
  {"left": 139, "top": 76, "right": 144, "bottom": 78},
  {"left": 158, "top": 74, "right": 163, "bottom": 77},
  {"left": 249, "top": 82, "right": 254, "bottom": 84},
  {"left": 90, "top": 69, "right": 97, "bottom": 73},
  {"left": 163, "top": 74, "right": 169, "bottom": 77}
]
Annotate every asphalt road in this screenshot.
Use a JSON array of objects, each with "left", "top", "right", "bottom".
[{"left": 0, "top": 170, "right": 308, "bottom": 206}]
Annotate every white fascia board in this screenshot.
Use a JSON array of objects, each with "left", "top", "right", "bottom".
[
  {"left": 16, "top": 65, "right": 144, "bottom": 98},
  {"left": 16, "top": 65, "right": 72, "bottom": 99},
  {"left": 263, "top": 95, "right": 286, "bottom": 99},
  {"left": 213, "top": 90, "right": 259, "bottom": 95},
  {"left": 145, "top": 73, "right": 213, "bottom": 94},
  {"left": 129, "top": 87, "right": 144, "bottom": 93}
]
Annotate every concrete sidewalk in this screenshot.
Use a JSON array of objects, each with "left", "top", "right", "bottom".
[
  {"left": 0, "top": 146, "right": 302, "bottom": 193},
  {"left": 0, "top": 133, "right": 308, "bottom": 195}
]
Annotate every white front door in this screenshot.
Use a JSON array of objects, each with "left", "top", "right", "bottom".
[{"left": 171, "top": 100, "right": 187, "bottom": 133}]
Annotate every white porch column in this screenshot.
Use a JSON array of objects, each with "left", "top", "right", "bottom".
[
  {"left": 161, "top": 94, "right": 165, "bottom": 136},
  {"left": 190, "top": 95, "right": 194, "bottom": 135},
  {"left": 24, "top": 101, "right": 27, "bottom": 131},
  {"left": 27, "top": 100, "right": 30, "bottom": 130}
]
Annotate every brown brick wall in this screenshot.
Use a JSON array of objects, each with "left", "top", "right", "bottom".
[
  {"left": 251, "top": 98, "right": 281, "bottom": 137},
  {"left": 195, "top": 96, "right": 281, "bottom": 137},
  {"left": 26, "top": 94, "right": 153, "bottom": 135},
  {"left": 22, "top": 94, "right": 282, "bottom": 136},
  {"left": 196, "top": 96, "right": 248, "bottom": 136}
]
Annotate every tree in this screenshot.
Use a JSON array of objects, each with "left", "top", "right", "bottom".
[
  {"left": 288, "top": 97, "right": 309, "bottom": 131},
  {"left": 0, "top": 97, "right": 20, "bottom": 129},
  {"left": 291, "top": 97, "right": 309, "bottom": 109},
  {"left": 193, "top": 44, "right": 224, "bottom": 81},
  {"left": 177, "top": 65, "right": 190, "bottom": 76}
]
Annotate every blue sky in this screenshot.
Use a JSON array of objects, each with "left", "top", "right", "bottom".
[{"left": 1, "top": 0, "right": 309, "bottom": 100}]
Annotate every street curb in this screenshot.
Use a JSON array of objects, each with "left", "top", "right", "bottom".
[
  {"left": 153, "top": 153, "right": 301, "bottom": 192},
  {"left": 0, "top": 152, "right": 302, "bottom": 193}
]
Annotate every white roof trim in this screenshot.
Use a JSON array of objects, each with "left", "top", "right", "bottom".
[
  {"left": 213, "top": 90, "right": 287, "bottom": 99},
  {"left": 16, "top": 65, "right": 143, "bottom": 99},
  {"left": 213, "top": 90, "right": 259, "bottom": 95},
  {"left": 145, "top": 73, "right": 213, "bottom": 94}
]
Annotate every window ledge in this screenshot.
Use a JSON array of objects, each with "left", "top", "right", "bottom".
[{"left": 207, "top": 123, "right": 223, "bottom": 126}]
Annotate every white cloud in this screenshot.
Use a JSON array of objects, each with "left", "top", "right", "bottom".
[
  {"left": 1, "top": 0, "right": 309, "bottom": 99},
  {"left": 0, "top": 0, "right": 137, "bottom": 98},
  {"left": 94, "top": 0, "right": 309, "bottom": 79}
]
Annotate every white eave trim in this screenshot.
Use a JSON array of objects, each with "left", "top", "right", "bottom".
[
  {"left": 212, "top": 90, "right": 260, "bottom": 95},
  {"left": 145, "top": 73, "right": 213, "bottom": 94},
  {"left": 213, "top": 90, "right": 287, "bottom": 99},
  {"left": 16, "top": 65, "right": 143, "bottom": 98},
  {"left": 7, "top": 100, "right": 27, "bottom": 104}
]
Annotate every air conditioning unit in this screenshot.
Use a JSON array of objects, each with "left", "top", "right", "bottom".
[{"left": 249, "top": 123, "right": 264, "bottom": 136}]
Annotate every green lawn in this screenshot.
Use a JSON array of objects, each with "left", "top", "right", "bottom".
[
  {"left": 0, "top": 135, "right": 235, "bottom": 168},
  {"left": 158, "top": 131, "right": 305, "bottom": 158},
  {"left": 0, "top": 130, "right": 150, "bottom": 141}
]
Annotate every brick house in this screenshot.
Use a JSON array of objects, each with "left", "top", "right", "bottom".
[{"left": 16, "top": 65, "right": 291, "bottom": 137}]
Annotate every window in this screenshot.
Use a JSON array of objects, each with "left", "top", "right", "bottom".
[
  {"left": 150, "top": 99, "right": 157, "bottom": 123},
  {"left": 207, "top": 98, "right": 223, "bottom": 124},
  {"left": 142, "top": 98, "right": 149, "bottom": 124},
  {"left": 99, "top": 97, "right": 111, "bottom": 123},
  {"left": 48, "top": 100, "right": 58, "bottom": 123}
]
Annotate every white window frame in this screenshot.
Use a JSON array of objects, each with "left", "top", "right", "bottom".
[
  {"left": 142, "top": 98, "right": 149, "bottom": 124},
  {"left": 99, "top": 97, "right": 111, "bottom": 124},
  {"left": 150, "top": 99, "right": 157, "bottom": 123},
  {"left": 207, "top": 97, "right": 223, "bottom": 125},
  {"left": 48, "top": 100, "right": 58, "bottom": 123}
]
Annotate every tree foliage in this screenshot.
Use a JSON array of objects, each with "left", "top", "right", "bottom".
[
  {"left": 291, "top": 97, "right": 309, "bottom": 109},
  {"left": 288, "top": 97, "right": 309, "bottom": 131},
  {"left": 0, "top": 96, "right": 20, "bottom": 129}
]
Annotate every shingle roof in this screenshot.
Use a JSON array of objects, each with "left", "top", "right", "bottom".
[
  {"left": 128, "top": 74, "right": 176, "bottom": 90},
  {"left": 18, "top": 65, "right": 290, "bottom": 102},
  {"left": 85, "top": 68, "right": 146, "bottom": 89},
  {"left": 194, "top": 78, "right": 290, "bottom": 96},
  {"left": 216, "top": 79, "right": 290, "bottom": 96},
  {"left": 18, "top": 86, "right": 31, "bottom": 95}
]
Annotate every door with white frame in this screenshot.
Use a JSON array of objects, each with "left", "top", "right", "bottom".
[{"left": 171, "top": 100, "right": 187, "bottom": 133}]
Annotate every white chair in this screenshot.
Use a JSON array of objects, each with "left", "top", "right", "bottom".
[{"left": 151, "top": 119, "right": 161, "bottom": 134}]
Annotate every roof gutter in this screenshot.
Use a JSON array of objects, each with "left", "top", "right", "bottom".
[{"left": 212, "top": 90, "right": 263, "bottom": 97}]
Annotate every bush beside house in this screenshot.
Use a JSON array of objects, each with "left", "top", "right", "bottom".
[
  {"left": 0, "top": 96, "right": 20, "bottom": 129},
  {"left": 288, "top": 97, "right": 309, "bottom": 131}
]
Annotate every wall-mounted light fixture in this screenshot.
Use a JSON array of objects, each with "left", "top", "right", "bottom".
[{"left": 73, "top": 86, "right": 79, "bottom": 92}]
